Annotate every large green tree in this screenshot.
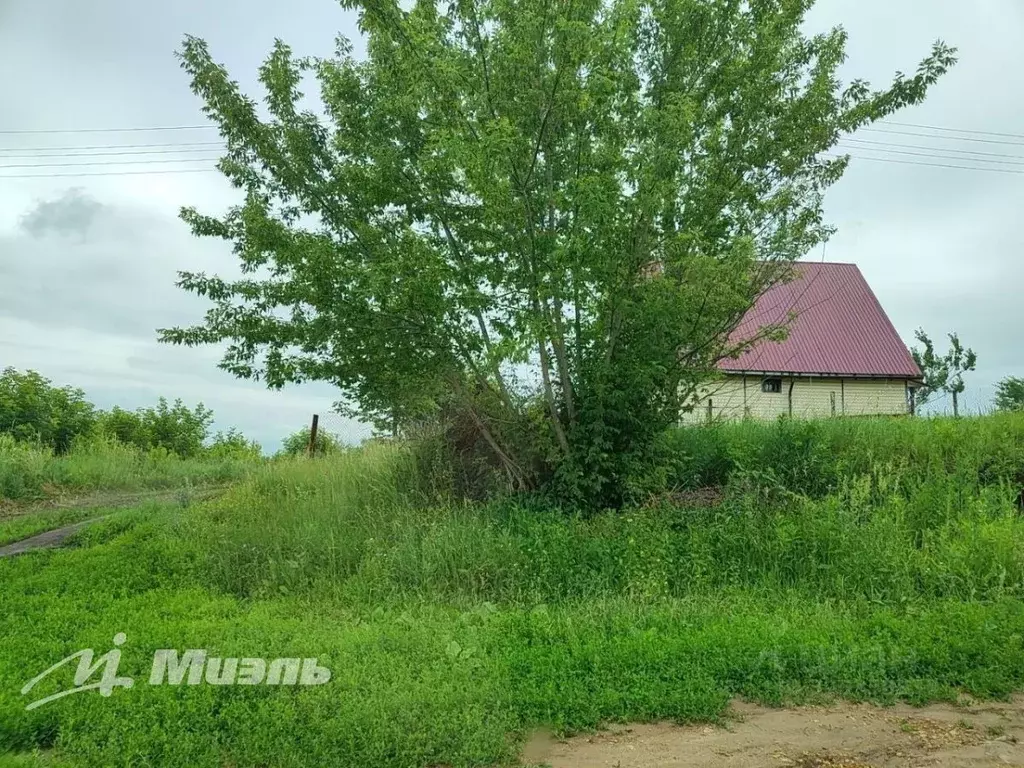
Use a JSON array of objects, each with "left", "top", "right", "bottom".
[{"left": 162, "top": 0, "right": 953, "bottom": 503}]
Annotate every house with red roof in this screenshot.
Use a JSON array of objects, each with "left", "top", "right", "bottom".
[{"left": 682, "top": 262, "right": 923, "bottom": 422}]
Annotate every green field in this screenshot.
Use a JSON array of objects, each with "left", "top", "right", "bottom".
[{"left": 2, "top": 414, "right": 1024, "bottom": 766}]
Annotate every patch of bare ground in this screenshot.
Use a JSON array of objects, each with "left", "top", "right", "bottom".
[
  {"left": 643, "top": 486, "right": 726, "bottom": 509},
  {"left": 523, "top": 696, "right": 1024, "bottom": 767},
  {"left": 0, "top": 485, "right": 229, "bottom": 521}
]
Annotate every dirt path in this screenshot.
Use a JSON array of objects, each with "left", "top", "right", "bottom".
[
  {"left": 524, "top": 697, "right": 1024, "bottom": 767},
  {"left": 0, "top": 518, "right": 107, "bottom": 558},
  {"left": 0, "top": 485, "right": 229, "bottom": 558},
  {"left": 0, "top": 485, "right": 229, "bottom": 521}
]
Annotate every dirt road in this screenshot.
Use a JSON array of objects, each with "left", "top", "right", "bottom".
[
  {"left": 0, "top": 485, "right": 228, "bottom": 557},
  {"left": 524, "top": 697, "right": 1024, "bottom": 767}
]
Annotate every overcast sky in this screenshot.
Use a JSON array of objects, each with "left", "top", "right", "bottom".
[{"left": 0, "top": 1, "right": 1020, "bottom": 452}]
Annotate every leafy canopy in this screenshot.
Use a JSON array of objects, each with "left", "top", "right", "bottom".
[{"left": 162, "top": 0, "right": 954, "bottom": 504}]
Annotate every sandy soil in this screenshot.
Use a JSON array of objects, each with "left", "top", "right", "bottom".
[{"left": 523, "top": 697, "right": 1024, "bottom": 767}]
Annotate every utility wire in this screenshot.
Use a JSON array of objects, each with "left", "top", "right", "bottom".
[
  {"left": 880, "top": 120, "right": 1024, "bottom": 141},
  {"left": 835, "top": 142, "right": 1024, "bottom": 168},
  {"left": 839, "top": 137, "right": 1024, "bottom": 162},
  {"left": 2, "top": 119, "right": 1023, "bottom": 146},
  {"left": 0, "top": 156, "right": 224, "bottom": 170},
  {"left": 0, "top": 147, "right": 224, "bottom": 161},
  {"left": 861, "top": 127, "right": 1024, "bottom": 148},
  {"left": 0, "top": 124, "right": 217, "bottom": 135},
  {"left": 0, "top": 167, "right": 219, "bottom": 179},
  {"left": 823, "top": 152, "right": 1024, "bottom": 176},
  {"left": 0, "top": 141, "right": 224, "bottom": 156},
  {"left": 6, "top": 120, "right": 1024, "bottom": 179},
  {"left": 6, "top": 152, "right": 1024, "bottom": 180},
  {"left": 13, "top": 136, "right": 1024, "bottom": 166}
]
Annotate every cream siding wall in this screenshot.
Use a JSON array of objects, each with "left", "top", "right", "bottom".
[{"left": 680, "top": 375, "right": 910, "bottom": 424}]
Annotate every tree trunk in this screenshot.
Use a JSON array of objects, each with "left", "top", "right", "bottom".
[{"left": 538, "top": 337, "right": 571, "bottom": 455}]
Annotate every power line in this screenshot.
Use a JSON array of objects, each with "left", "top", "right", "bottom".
[
  {"left": 880, "top": 120, "right": 1024, "bottom": 141},
  {"left": 0, "top": 124, "right": 217, "bottom": 136},
  {"left": 839, "top": 137, "right": 1024, "bottom": 162},
  {"left": 0, "top": 141, "right": 224, "bottom": 156},
  {"left": 3, "top": 119, "right": 1023, "bottom": 179},
  {"left": 824, "top": 151, "right": 1024, "bottom": 176},
  {"left": 861, "top": 127, "right": 1024, "bottom": 148},
  {"left": 835, "top": 142, "right": 1024, "bottom": 168},
  {"left": 0, "top": 147, "right": 224, "bottom": 161},
  {"left": 0, "top": 167, "right": 219, "bottom": 180},
  {"left": 3, "top": 119, "right": 1023, "bottom": 150},
  {"left": 0, "top": 156, "right": 224, "bottom": 170},
  {"left": 5, "top": 154, "right": 1018, "bottom": 180}
]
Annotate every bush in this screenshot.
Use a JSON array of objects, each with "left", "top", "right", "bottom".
[
  {"left": 277, "top": 426, "right": 347, "bottom": 457},
  {"left": 0, "top": 433, "right": 51, "bottom": 499},
  {"left": 95, "top": 406, "right": 148, "bottom": 449},
  {"left": 206, "top": 429, "right": 263, "bottom": 460},
  {"left": 995, "top": 376, "right": 1024, "bottom": 412},
  {"left": 0, "top": 368, "right": 96, "bottom": 454},
  {"left": 95, "top": 398, "right": 214, "bottom": 458}
]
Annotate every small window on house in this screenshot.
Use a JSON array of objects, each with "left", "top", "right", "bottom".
[{"left": 761, "top": 377, "right": 782, "bottom": 394}]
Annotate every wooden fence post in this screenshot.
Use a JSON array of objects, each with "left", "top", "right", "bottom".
[{"left": 308, "top": 414, "right": 319, "bottom": 457}]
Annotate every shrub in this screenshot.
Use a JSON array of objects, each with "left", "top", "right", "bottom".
[
  {"left": 995, "top": 376, "right": 1024, "bottom": 412},
  {"left": 0, "top": 433, "right": 51, "bottom": 499},
  {"left": 278, "top": 426, "right": 347, "bottom": 457},
  {"left": 0, "top": 368, "right": 96, "bottom": 454},
  {"left": 96, "top": 398, "right": 214, "bottom": 457},
  {"left": 206, "top": 428, "right": 263, "bottom": 460},
  {"left": 95, "top": 406, "right": 148, "bottom": 448}
]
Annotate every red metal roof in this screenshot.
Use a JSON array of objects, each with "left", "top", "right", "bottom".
[{"left": 720, "top": 262, "right": 922, "bottom": 378}]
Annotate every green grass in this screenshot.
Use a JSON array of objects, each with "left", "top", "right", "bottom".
[
  {"left": 0, "top": 507, "right": 105, "bottom": 548},
  {"left": 1, "top": 414, "right": 1023, "bottom": 766},
  {"left": 659, "top": 410, "right": 1024, "bottom": 497},
  {"left": 0, "top": 753, "right": 67, "bottom": 768},
  {"left": 0, "top": 434, "right": 260, "bottom": 502}
]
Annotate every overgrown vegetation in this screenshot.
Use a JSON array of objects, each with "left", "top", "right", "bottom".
[
  {"left": 2, "top": 413, "right": 1024, "bottom": 767},
  {"left": 0, "top": 369, "right": 265, "bottom": 501},
  {"left": 0, "top": 368, "right": 260, "bottom": 462},
  {"left": 0, "top": 369, "right": 95, "bottom": 456},
  {"left": 95, "top": 398, "right": 215, "bottom": 458},
  {"left": 162, "top": 1, "right": 954, "bottom": 505},
  {"left": 996, "top": 376, "right": 1024, "bottom": 412},
  {"left": 0, "top": 434, "right": 256, "bottom": 502},
  {"left": 276, "top": 426, "right": 349, "bottom": 457}
]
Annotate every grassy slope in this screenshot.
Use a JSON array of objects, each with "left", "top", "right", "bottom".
[{"left": 1, "top": 415, "right": 1024, "bottom": 766}]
